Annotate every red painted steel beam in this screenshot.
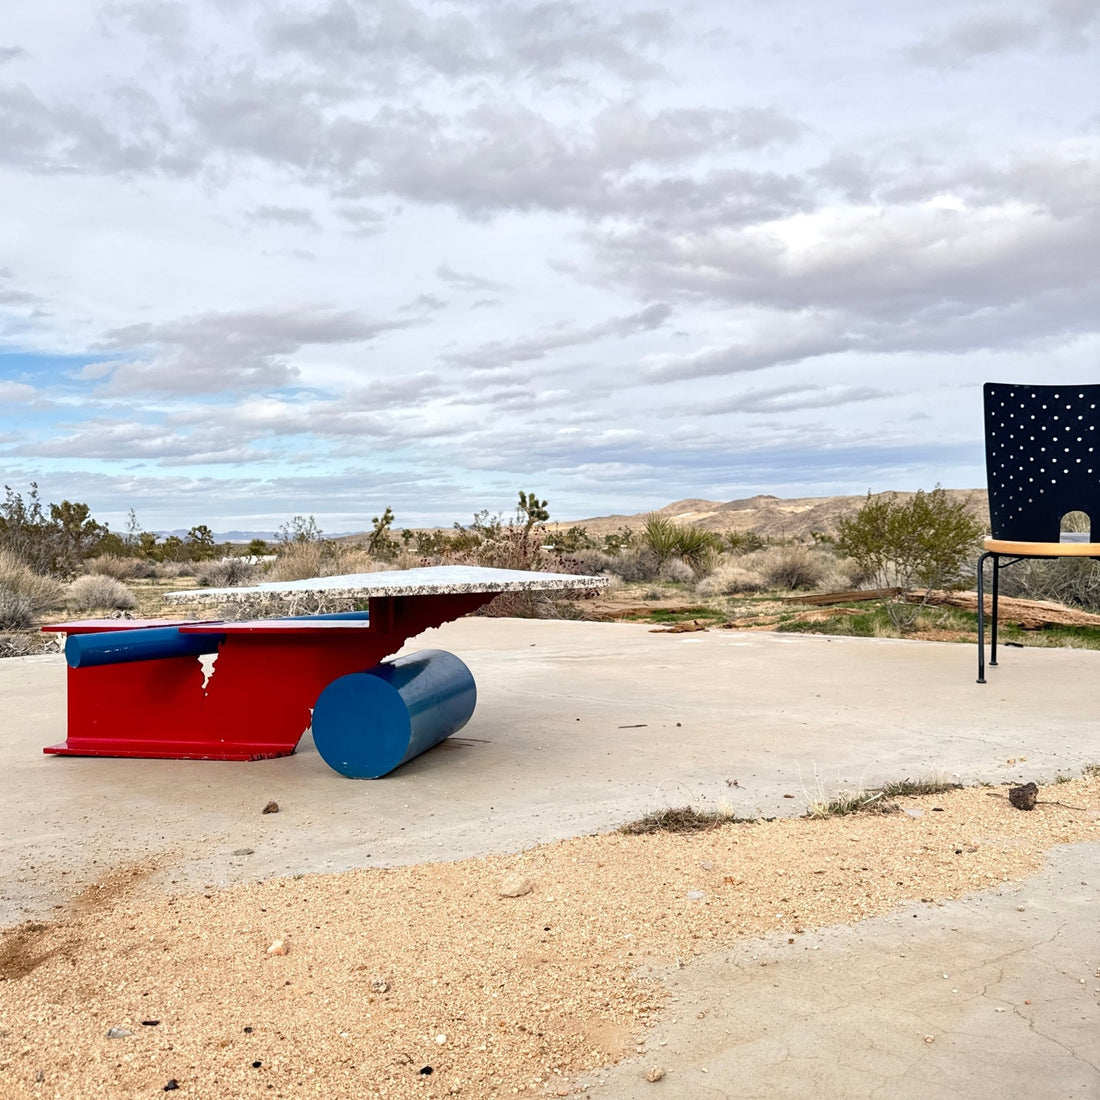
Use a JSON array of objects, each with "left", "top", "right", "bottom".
[{"left": 43, "top": 592, "right": 495, "bottom": 761}]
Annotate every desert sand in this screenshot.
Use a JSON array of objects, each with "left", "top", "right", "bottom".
[{"left": 2, "top": 777, "right": 1098, "bottom": 1099}]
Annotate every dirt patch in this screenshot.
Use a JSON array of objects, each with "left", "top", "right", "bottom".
[{"left": 0, "top": 778, "right": 1097, "bottom": 1099}]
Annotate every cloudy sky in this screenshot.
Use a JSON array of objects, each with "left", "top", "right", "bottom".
[{"left": 1, "top": 0, "right": 1097, "bottom": 533}]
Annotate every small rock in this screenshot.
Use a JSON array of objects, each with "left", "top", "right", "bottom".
[
  {"left": 163, "top": 1081, "right": 179, "bottom": 1092},
  {"left": 686, "top": 890, "right": 705, "bottom": 901},
  {"left": 35, "top": 1071, "right": 44, "bottom": 1083},
  {"left": 435, "top": 1033, "right": 447, "bottom": 1044},
  {"left": 923, "top": 1035, "right": 935, "bottom": 1044},
  {"left": 700, "top": 860, "right": 714, "bottom": 871},
  {"left": 232, "top": 848, "right": 255, "bottom": 857},
  {"left": 267, "top": 940, "right": 288, "bottom": 956},
  {"left": 1008, "top": 782, "right": 1038, "bottom": 810},
  {"left": 105, "top": 1027, "right": 133, "bottom": 1039},
  {"left": 646, "top": 1067, "right": 665, "bottom": 1082},
  {"left": 261, "top": 801, "right": 279, "bottom": 815},
  {"left": 369, "top": 977, "right": 390, "bottom": 993},
  {"left": 499, "top": 873, "right": 533, "bottom": 898},
  {"left": 903, "top": 808, "right": 924, "bottom": 818},
  {"left": 419, "top": 1065, "right": 433, "bottom": 1075}
]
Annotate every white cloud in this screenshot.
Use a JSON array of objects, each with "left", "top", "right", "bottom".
[{"left": 0, "top": 0, "right": 1095, "bottom": 527}]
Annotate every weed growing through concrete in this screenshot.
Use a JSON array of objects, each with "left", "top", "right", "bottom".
[
  {"left": 805, "top": 790, "right": 900, "bottom": 819},
  {"left": 877, "top": 777, "right": 962, "bottom": 798},
  {"left": 618, "top": 806, "right": 753, "bottom": 835},
  {"left": 1082, "top": 763, "right": 1100, "bottom": 778}
]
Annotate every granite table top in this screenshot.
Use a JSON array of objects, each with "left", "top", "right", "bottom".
[{"left": 166, "top": 564, "right": 608, "bottom": 604}]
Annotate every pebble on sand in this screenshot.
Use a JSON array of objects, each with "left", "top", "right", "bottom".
[{"left": 499, "top": 873, "right": 533, "bottom": 898}]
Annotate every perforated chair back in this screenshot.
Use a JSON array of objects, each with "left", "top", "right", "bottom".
[{"left": 984, "top": 382, "right": 1100, "bottom": 542}]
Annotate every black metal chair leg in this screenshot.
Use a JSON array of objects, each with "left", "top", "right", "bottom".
[
  {"left": 990, "top": 552, "right": 999, "bottom": 667},
  {"left": 976, "top": 552, "right": 990, "bottom": 683}
]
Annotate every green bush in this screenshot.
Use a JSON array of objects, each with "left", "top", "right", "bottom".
[
  {"left": 836, "top": 487, "right": 983, "bottom": 629},
  {"left": 724, "top": 531, "right": 765, "bottom": 554},
  {"left": 544, "top": 526, "right": 596, "bottom": 553},
  {"left": 0, "top": 484, "right": 108, "bottom": 576},
  {"left": 641, "top": 514, "right": 720, "bottom": 571}
]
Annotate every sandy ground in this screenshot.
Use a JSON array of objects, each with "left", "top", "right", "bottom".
[{"left": 1, "top": 776, "right": 1098, "bottom": 1100}]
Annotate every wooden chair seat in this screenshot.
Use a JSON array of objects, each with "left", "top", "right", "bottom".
[{"left": 983, "top": 536, "right": 1100, "bottom": 557}]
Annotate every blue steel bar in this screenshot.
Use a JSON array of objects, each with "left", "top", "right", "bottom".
[{"left": 65, "top": 626, "right": 226, "bottom": 669}]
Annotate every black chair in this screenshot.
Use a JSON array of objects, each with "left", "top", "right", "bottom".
[{"left": 977, "top": 382, "right": 1100, "bottom": 682}]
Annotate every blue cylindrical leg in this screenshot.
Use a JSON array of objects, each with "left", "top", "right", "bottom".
[{"left": 311, "top": 649, "right": 476, "bottom": 778}]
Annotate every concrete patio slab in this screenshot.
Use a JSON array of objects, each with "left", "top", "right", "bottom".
[
  {"left": 2, "top": 619, "right": 1098, "bottom": 924},
  {"left": 2, "top": 619, "right": 1098, "bottom": 1098}
]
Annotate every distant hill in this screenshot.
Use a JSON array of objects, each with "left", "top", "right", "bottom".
[
  {"left": 546, "top": 490, "right": 990, "bottom": 541},
  {"left": 337, "top": 490, "right": 991, "bottom": 545}
]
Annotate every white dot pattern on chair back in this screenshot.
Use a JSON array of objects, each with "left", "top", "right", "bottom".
[{"left": 984, "top": 382, "right": 1100, "bottom": 542}]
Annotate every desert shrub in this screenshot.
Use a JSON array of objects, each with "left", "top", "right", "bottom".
[
  {"left": 836, "top": 487, "right": 983, "bottom": 629},
  {"left": 268, "top": 540, "right": 414, "bottom": 582},
  {"left": 0, "top": 549, "right": 64, "bottom": 616},
  {"left": 0, "top": 630, "right": 45, "bottom": 657},
  {"left": 642, "top": 514, "right": 680, "bottom": 563},
  {"left": 723, "top": 531, "right": 765, "bottom": 554},
  {"left": 659, "top": 558, "right": 695, "bottom": 584},
  {"left": 83, "top": 553, "right": 139, "bottom": 580},
  {"left": 196, "top": 558, "right": 258, "bottom": 588},
  {"left": 601, "top": 527, "right": 635, "bottom": 553},
  {"left": 544, "top": 525, "right": 597, "bottom": 553},
  {"left": 641, "top": 514, "right": 719, "bottom": 570},
  {"left": 694, "top": 560, "right": 767, "bottom": 596},
  {"left": 754, "top": 544, "right": 827, "bottom": 590},
  {"left": 600, "top": 547, "right": 660, "bottom": 583},
  {"left": 66, "top": 574, "right": 137, "bottom": 611},
  {"left": 153, "top": 561, "right": 193, "bottom": 579},
  {"left": 440, "top": 526, "right": 553, "bottom": 573},
  {"left": 269, "top": 540, "right": 326, "bottom": 581},
  {"left": 328, "top": 546, "right": 400, "bottom": 574},
  {"left": 0, "top": 587, "right": 34, "bottom": 629},
  {"left": 998, "top": 557, "right": 1100, "bottom": 611},
  {"left": 0, "top": 485, "right": 108, "bottom": 576},
  {"left": 555, "top": 548, "right": 616, "bottom": 576}
]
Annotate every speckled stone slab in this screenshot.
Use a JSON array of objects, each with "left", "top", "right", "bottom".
[{"left": 166, "top": 564, "right": 608, "bottom": 604}]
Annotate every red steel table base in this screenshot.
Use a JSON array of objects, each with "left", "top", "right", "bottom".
[{"left": 42, "top": 593, "right": 492, "bottom": 760}]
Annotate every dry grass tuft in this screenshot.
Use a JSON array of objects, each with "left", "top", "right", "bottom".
[
  {"left": 0, "top": 549, "right": 64, "bottom": 620},
  {"left": 805, "top": 790, "right": 900, "bottom": 819},
  {"left": 66, "top": 574, "right": 137, "bottom": 612},
  {"left": 877, "top": 777, "right": 962, "bottom": 798},
  {"left": 618, "top": 806, "right": 748, "bottom": 835},
  {"left": 82, "top": 554, "right": 139, "bottom": 580}
]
